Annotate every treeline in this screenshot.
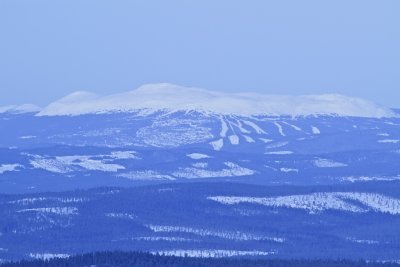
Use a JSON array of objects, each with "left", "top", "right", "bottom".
[{"left": 2, "top": 251, "right": 399, "bottom": 267}]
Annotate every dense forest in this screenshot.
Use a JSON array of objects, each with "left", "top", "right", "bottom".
[{"left": 2, "top": 251, "right": 399, "bottom": 267}]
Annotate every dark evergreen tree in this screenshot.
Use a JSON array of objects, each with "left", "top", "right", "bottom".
[{"left": 1, "top": 251, "right": 399, "bottom": 267}]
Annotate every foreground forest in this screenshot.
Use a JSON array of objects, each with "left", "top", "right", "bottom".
[{"left": 2, "top": 251, "right": 400, "bottom": 267}]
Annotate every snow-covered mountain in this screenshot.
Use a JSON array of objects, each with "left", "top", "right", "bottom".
[
  {"left": 37, "top": 83, "right": 396, "bottom": 117},
  {"left": 0, "top": 104, "right": 41, "bottom": 114},
  {"left": 0, "top": 84, "right": 399, "bottom": 193}
]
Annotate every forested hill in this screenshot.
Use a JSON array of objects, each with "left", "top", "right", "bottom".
[{"left": 2, "top": 251, "right": 399, "bottom": 267}]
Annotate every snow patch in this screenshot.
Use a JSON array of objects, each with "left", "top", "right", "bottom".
[
  {"left": 243, "top": 135, "right": 255, "bottom": 143},
  {"left": 341, "top": 176, "right": 400, "bottom": 183},
  {"left": 147, "top": 225, "right": 283, "bottom": 243},
  {"left": 106, "top": 213, "right": 137, "bottom": 220},
  {"left": 152, "top": 250, "right": 275, "bottom": 258},
  {"left": 18, "top": 207, "right": 78, "bottom": 215},
  {"left": 311, "top": 126, "right": 321, "bottom": 134},
  {"left": 280, "top": 168, "right": 299, "bottom": 173},
  {"left": 29, "top": 253, "right": 70, "bottom": 260},
  {"left": 377, "top": 133, "right": 390, "bottom": 137},
  {"left": 346, "top": 238, "right": 379, "bottom": 245},
  {"left": 273, "top": 122, "right": 285, "bottom": 136},
  {"left": 172, "top": 162, "right": 255, "bottom": 179},
  {"left": 57, "top": 156, "right": 125, "bottom": 172},
  {"left": 219, "top": 117, "right": 229, "bottom": 137},
  {"left": 30, "top": 157, "right": 72, "bottom": 173},
  {"left": 109, "top": 151, "right": 139, "bottom": 160},
  {"left": 208, "top": 192, "right": 400, "bottom": 215},
  {"left": 29, "top": 152, "right": 134, "bottom": 173},
  {"left": 313, "top": 158, "right": 348, "bottom": 168},
  {"left": 209, "top": 139, "right": 223, "bottom": 151},
  {"left": 259, "top": 138, "right": 273, "bottom": 143},
  {"left": 9, "top": 197, "right": 87, "bottom": 205},
  {"left": 117, "top": 171, "right": 175, "bottom": 181},
  {"left": 132, "top": 237, "right": 195, "bottom": 242},
  {"left": 19, "top": 135, "right": 37, "bottom": 139},
  {"left": 187, "top": 153, "right": 210, "bottom": 160},
  {"left": 192, "top": 162, "right": 208, "bottom": 168},
  {"left": 265, "top": 141, "right": 288, "bottom": 150},
  {"left": 0, "top": 164, "right": 23, "bottom": 174},
  {"left": 228, "top": 135, "right": 239, "bottom": 145},
  {"left": 378, "top": 139, "right": 400, "bottom": 144},
  {"left": 282, "top": 121, "right": 302, "bottom": 131},
  {"left": 265, "top": 151, "right": 293, "bottom": 155}
]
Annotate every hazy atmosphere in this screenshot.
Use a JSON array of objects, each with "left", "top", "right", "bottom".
[
  {"left": 0, "top": 0, "right": 399, "bottom": 107},
  {"left": 1, "top": 2, "right": 400, "bottom": 265}
]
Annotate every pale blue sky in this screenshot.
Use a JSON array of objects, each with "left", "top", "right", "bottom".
[{"left": 0, "top": 0, "right": 399, "bottom": 107}]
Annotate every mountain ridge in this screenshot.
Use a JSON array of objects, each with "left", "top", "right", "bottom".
[{"left": 32, "top": 83, "right": 396, "bottom": 118}]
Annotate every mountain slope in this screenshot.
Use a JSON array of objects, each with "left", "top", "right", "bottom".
[{"left": 0, "top": 85, "right": 399, "bottom": 193}]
